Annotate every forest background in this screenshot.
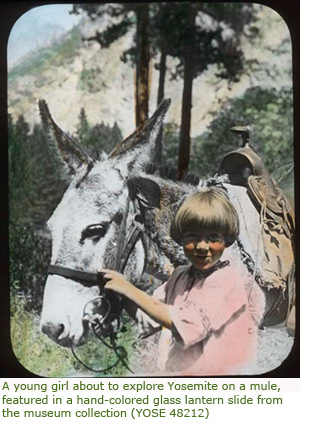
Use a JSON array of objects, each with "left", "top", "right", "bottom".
[{"left": 8, "top": 3, "right": 294, "bottom": 376}]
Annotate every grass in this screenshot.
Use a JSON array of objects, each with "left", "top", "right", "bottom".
[
  {"left": 10, "top": 298, "right": 136, "bottom": 377},
  {"left": 11, "top": 302, "right": 73, "bottom": 377}
]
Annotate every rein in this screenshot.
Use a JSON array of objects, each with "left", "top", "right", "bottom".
[{"left": 47, "top": 196, "right": 146, "bottom": 374}]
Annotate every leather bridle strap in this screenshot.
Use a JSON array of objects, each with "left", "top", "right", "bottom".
[
  {"left": 114, "top": 196, "right": 130, "bottom": 271},
  {"left": 119, "top": 221, "right": 146, "bottom": 273},
  {"left": 47, "top": 264, "right": 104, "bottom": 286}
]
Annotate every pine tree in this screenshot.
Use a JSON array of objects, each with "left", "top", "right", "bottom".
[
  {"left": 77, "top": 107, "right": 91, "bottom": 147},
  {"left": 71, "top": 3, "right": 259, "bottom": 173},
  {"left": 160, "top": 3, "right": 259, "bottom": 179},
  {"left": 9, "top": 115, "right": 32, "bottom": 223}
]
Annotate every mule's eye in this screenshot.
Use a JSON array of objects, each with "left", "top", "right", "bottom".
[{"left": 81, "top": 223, "right": 108, "bottom": 243}]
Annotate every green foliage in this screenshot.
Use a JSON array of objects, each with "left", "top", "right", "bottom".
[
  {"left": 151, "top": 2, "right": 253, "bottom": 81},
  {"left": 161, "top": 123, "right": 180, "bottom": 170},
  {"left": 76, "top": 108, "right": 123, "bottom": 157},
  {"left": 161, "top": 85, "right": 294, "bottom": 203},
  {"left": 29, "top": 124, "right": 67, "bottom": 226},
  {"left": 189, "top": 86, "right": 293, "bottom": 179},
  {"left": 72, "top": 3, "right": 260, "bottom": 174},
  {"left": 91, "top": 19, "right": 133, "bottom": 49},
  {"left": 9, "top": 115, "right": 33, "bottom": 223},
  {"left": 76, "top": 3, "right": 258, "bottom": 82},
  {"left": 10, "top": 221, "right": 51, "bottom": 313},
  {"left": 72, "top": 4, "right": 138, "bottom": 63},
  {"left": 11, "top": 301, "right": 136, "bottom": 377},
  {"left": 69, "top": 314, "right": 136, "bottom": 377},
  {"left": 11, "top": 300, "right": 73, "bottom": 376},
  {"left": 76, "top": 108, "right": 90, "bottom": 145},
  {"left": 9, "top": 117, "right": 66, "bottom": 227}
]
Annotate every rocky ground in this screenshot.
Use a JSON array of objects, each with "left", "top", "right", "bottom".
[{"left": 256, "top": 326, "right": 295, "bottom": 375}]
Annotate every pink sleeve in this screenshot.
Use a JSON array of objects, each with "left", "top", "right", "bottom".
[
  {"left": 170, "top": 274, "right": 249, "bottom": 349},
  {"left": 135, "top": 281, "right": 168, "bottom": 338},
  {"left": 169, "top": 301, "right": 210, "bottom": 348}
]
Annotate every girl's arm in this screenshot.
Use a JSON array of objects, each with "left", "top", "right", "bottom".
[{"left": 99, "top": 269, "right": 173, "bottom": 329}]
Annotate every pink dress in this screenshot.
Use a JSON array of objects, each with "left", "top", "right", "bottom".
[{"left": 136, "top": 261, "right": 265, "bottom": 376}]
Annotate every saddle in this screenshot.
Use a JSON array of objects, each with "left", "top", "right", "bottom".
[{"left": 219, "top": 138, "right": 295, "bottom": 326}]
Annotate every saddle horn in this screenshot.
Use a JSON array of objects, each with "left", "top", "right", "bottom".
[{"left": 230, "top": 125, "right": 251, "bottom": 147}]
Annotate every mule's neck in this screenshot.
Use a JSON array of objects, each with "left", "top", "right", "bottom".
[{"left": 138, "top": 177, "right": 192, "bottom": 280}]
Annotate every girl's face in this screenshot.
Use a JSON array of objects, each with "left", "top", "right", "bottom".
[{"left": 182, "top": 231, "right": 226, "bottom": 271}]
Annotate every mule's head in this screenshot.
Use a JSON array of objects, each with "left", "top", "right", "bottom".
[{"left": 39, "top": 99, "right": 170, "bottom": 346}]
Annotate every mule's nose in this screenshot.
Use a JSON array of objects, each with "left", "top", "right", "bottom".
[
  {"left": 41, "top": 319, "right": 87, "bottom": 347},
  {"left": 41, "top": 322, "right": 66, "bottom": 343}
]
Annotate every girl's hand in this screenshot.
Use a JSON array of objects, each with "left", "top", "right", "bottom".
[
  {"left": 99, "top": 269, "right": 173, "bottom": 329},
  {"left": 98, "top": 269, "right": 132, "bottom": 297}
]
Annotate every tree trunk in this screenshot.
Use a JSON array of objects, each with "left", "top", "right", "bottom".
[
  {"left": 157, "top": 48, "right": 167, "bottom": 105},
  {"left": 177, "top": 7, "right": 196, "bottom": 180},
  {"left": 135, "top": 5, "right": 150, "bottom": 127},
  {"left": 154, "top": 47, "right": 167, "bottom": 163}
]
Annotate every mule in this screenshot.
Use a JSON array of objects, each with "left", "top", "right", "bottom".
[{"left": 39, "top": 99, "right": 294, "bottom": 350}]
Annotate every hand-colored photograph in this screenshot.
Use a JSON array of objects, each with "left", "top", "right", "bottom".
[{"left": 8, "top": 2, "right": 296, "bottom": 377}]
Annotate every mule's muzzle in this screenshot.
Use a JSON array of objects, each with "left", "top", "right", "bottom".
[
  {"left": 41, "top": 321, "right": 70, "bottom": 346},
  {"left": 41, "top": 319, "right": 88, "bottom": 347}
]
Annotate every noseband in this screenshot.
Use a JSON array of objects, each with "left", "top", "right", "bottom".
[
  {"left": 47, "top": 265, "right": 105, "bottom": 286},
  {"left": 47, "top": 196, "right": 147, "bottom": 373}
]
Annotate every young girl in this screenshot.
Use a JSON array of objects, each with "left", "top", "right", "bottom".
[{"left": 100, "top": 187, "right": 265, "bottom": 375}]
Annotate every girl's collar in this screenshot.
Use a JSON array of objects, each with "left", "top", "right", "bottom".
[
  {"left": 189, "top": 260, "right": 230, "bottom": 279},
  {"left": 184, "top": 260, "right": 230, "bottom": 299}
]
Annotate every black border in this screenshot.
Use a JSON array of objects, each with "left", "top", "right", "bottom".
[{"left": 0, "top": 0, "right": 300, "bottom": 378}]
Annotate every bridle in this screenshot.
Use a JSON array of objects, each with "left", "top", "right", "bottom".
[
  {"left": 47, "top": 195, "right": 147, "bottom": 373},
  {"left": 48, "top": 195, "right": 147, "bottom": 284}
]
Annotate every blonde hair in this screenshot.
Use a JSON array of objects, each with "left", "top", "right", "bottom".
[{"left": 171, "top": 187, "right": 239, "bottom": 247}]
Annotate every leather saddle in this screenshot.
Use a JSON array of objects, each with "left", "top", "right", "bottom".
[{"left": 219, "top": 140, "right": 295, "bottom": 326}]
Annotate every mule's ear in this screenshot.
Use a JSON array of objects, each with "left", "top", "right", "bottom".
[
  {"left": 109, "top": 99, "right": 171, "bottom": 173},
  {"left": 127, "top": 177, "right": 161, "bottom": 210},
  {"left": 39, "top": 100, "right": 94, "bottom": 175}
]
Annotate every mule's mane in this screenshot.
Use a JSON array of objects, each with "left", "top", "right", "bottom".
[{"left": 145, "top": 163, "right": 200, "bottom": 186}]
